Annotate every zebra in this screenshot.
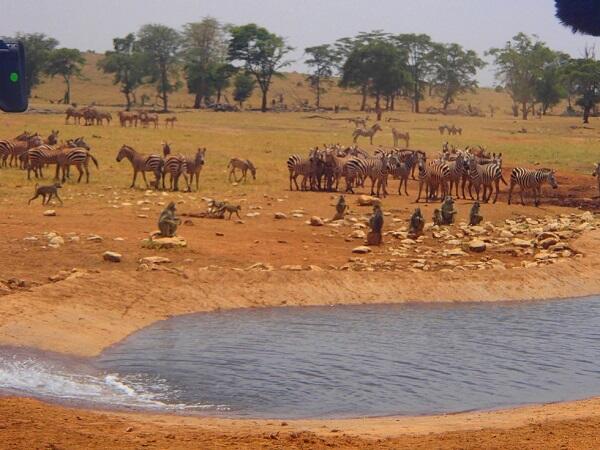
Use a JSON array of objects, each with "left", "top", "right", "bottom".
[
  {"left": 228, "top": 157, "right": 256, "bottom": 183},
  {"left": 162, "top": 154, "right": 189, "bottom": 191},
  {"left": 116, "top": 145, "right": 163, "bottom": 189},
  {"left": 466, "top": 153, "right": 507, "bottom": 203},
  {"left": 45, "top": 130, "right": 59, "bottom": 145},
  {"left": 1, "top": 134, "right": 43, "bottom": 168},
  {"left": 323, "top": 148, "right": 353, "bottom": 191},
  {"left": 388, "top": 153, "right": 417, "bottom": 196},
  {"left": 508, "top": 168, "right": 558, "bottom": 206},
  {"left": 56, "top": 148, "right": 99, "bottom": 183},
  {"left": 287, "top": 153, "right": 313, "bottom": 191},
  {"left": 352, "top": 123, "right": 382, "bottom": 144},
  {"left": 442, "top": 150, "right": 466, "bottom": 199},
  {"left": 391, "top": 128, "right": 410, "bottom": 148},
  {"left": 416, "top": 157, "right": 450, "bottom": 203},
  {"left": 23, "top": 144, "right": 64, "bottom": 180},
  {"left": 184, "top": 148, "right": 206, "bottom": 191},
  {"left": 345, "top": 153, "right": 391, "bottom": 197},
  {"left": 593, "top": 163, "right": 600, "bottom": 196}
]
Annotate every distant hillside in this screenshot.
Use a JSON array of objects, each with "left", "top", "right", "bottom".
[{"left": 31, "top": 52, "right": 516, "bottom": 114}]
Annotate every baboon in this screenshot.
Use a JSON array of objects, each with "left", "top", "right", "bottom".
[
  {"left": 432, "top": 209, "right": 444, "bottom": 226},
  {"left": 223, "top": 203, "right": 242, "bottom": 220},
  {"left": 408, "top": 207, "right": 425, "bottom": 238},
  {"left": 440, "top": 196, "right": 457, "bottom": 225},
  {"left": 333, "top": 195, "right": 347, "bottom": 220},
  {"left": 469, "top": 202, "right": 483, "bottom": 226},
  {"left": 158, "top": 202, "right": 180, "bottom": 237},
  {"left": 28, "top": 182, "right": 63, "bottom": 205},
  {"left": 367, "top": 204, "right": 384, "bottom": 245}
]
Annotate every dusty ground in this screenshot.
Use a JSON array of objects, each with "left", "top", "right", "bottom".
[{"left": 1, "top": 108, "right": 600, "bottom": 448}]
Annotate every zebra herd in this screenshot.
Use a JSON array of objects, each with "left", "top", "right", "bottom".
[
  {"left": 0, "top": 131, "right": 99, "bottom": 183},
  {"left": 286, "top": 144, "right": 561, "bottom": 206}
]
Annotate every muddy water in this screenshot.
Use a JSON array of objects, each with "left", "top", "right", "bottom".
[{"left": 2, "top": 297, "right": 600, "bottom": 418}]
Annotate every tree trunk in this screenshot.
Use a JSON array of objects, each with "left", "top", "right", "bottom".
[
  {"left": 124, "top": 91, "right": 132, "bottom": 111},
  {"left": 315, "top": 78, "right": 321, "bottom": 108},
  {"left": 583, "top": 105, "right": 591, "bottom": 124},
  {"left": 360, "top": 85, "right": 367, "bottom": 111},
  {"left": 216, "top": 88, "right": 222, "bottom": 104},
  {"left": 414, "top": 81, "right": 420, "bottom": 113},
  {"left": 261, "top": 89, "right": 268, "bottom": 112},
  {"left": 161, "top": 67, "right": 169, "bottom": 112},
  {"left": 193, "top": 93, "right": 201, "bottom": 109},
  {"left": 443, "top": 95, "right": 451, "bottom": 111},
  {"left": 390, "top": 94, "right": 395, "bottom": 111},
  {"left": 521, "top": 101, "right": 528, "bottom": 120}
]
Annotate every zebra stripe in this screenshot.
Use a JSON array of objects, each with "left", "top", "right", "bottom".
[{"left": 508, "top": 168, "right": 558, "bottom": 206}]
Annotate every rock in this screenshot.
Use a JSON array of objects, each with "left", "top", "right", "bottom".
[
  {"left": 139, "top": 256, "right": 171, "bottom": 265},
  {"left": 307, "top": 265, "right": 323, "bottom": 271},
  {"left": 216, "top": 232, "right": 224, "bottom": 236},
  {"left": 468, "top": 239, "right": 487, "bottom": 253},
  {"left": 274, "top": 212, "right": 287, "bottom": 219},
  {"left": 87, "top": 235, "right": 103, "bottom": 242},
  {"left": 141, "top": 236, "right": 187, "bottom": 249},
  {"left": 512, "top": 238, "right": 532, "bottom": 248},
  {"left": 103, "top": 251, "right": 122, "bottom": 262},
  {"left": 48, "top": 236, "right": 64, "bottom": 248},
  {"left": 245, "top": 262, "right": 274, "bottom": 271},
  {"left": 350, "top": 230, "right": 366, "bottom": 239},
  {"left": 310, "top": 216, "right": 324, "bottom": 226},
  {"left": 352, "top": 246, "right": 371, "bottom": 254},
  {"left": 280, "top": 265, "right": 303, "bottom": 271},
  {"left": 357, "top": 195, "right": 381, "bottom": 206},
  {"left": 447, "top": 248, "right": 467, "bottom": 257},
  {"left": 43, "top": 210, "right": 56, "bottom": 216},
  {"left": 292, "top": 213, "right": 304, "bottom": 218},
  {"left": 500, "top": 230, "right": 514, "bottom": 238},
  {"left": 581, "top": 211, "right": 594, "bottom": 222},
  {"left": 23, "top": 236, "right": 39, "bottom": 242},
  {"left": 538, "top": 237, "right": 559, "bottom": 249}
]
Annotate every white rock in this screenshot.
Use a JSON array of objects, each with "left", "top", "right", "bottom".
[
  {"left": 139, "top": 256, "right": 171, "bottom": 265},
  {"left": 103, "top": 251, "right": 122, "bottom": 263},
  {"left": 468, "top": 239, "right": 487, "bottom": 253},
  {"left": 352, "top": 246, "right": 372, "bottom": 254},
  {"left": 310, "top": 216, "right": 324, "bottom": 226},
  {"left": 43, "top": 210, "right": 56, "bottom": 217}
]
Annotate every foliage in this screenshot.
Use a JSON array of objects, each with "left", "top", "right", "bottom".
[
  {"left": 430, "top": 43, "right": 485, "bottom": 110},
  {"left": 136, "top": 24, "right": 182, "bottom": 111},
  {"left": 563, "top": 57, "right": 600, "bottom": 123},
  {"left": 233, "top": 72, "right": 255, "bottom": 107},
  {"left": 304, "top": 44, "right": 338, "bottom": 108},
  {"left": 44, "top": 48, "right": 85, "bottom": 104},
  {"left": 534, "top": 53, "right": 569, "bottom": 114},
  {"left": 7, "top": 33, "right": 58, "bottom": 97},
  {"left": 228, "top": 23, "right": 293, "bottom": 112},
  {"left": 97, "top": 33, "right": 145, "bottom": 110}
]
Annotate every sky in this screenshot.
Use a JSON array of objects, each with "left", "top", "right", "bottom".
[{"left": 2, "top": 0, "right": 598, "bottom": 86}]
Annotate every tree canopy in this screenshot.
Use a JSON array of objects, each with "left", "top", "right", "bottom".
[
  {"left": 304, "top": 44, "right": 338, "bottom": 108},
  {"left": 44, "top": 48, "right": 85, "bottom": 104}
]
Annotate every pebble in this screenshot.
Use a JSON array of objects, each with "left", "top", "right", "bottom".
[
  {"left": 43, "top": 210, "right": 56, "bottom": 216},
  {"left": 352, "top": 246, "right": 372, "bottom": 254},
  {"left": 103, "top": 251, "right": 122, "bottom": 262}
]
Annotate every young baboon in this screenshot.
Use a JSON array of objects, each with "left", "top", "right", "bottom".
[
  {"left": 28, "top": 182, "right": 63, "bottom": 205},
  {"left": 223, "top": 203, "right": 242, "bottom": 220},
  {"left": 158, "top": 202, "right": 180, "bottom": 237}
]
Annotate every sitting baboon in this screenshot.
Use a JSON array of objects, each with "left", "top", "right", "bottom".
[
  {"left": 223, "top": 203, "right": 242, "bottom": 220},
  {"left": 367, "top": 204, "right": 384, "bottom": 245},
  {"left": 28, "top": 182, "right": 63, "bottom": 205},
  {"left": 158, "top": 202, "right": 180, "bottom": 237},
  {"left": 333, "top": 195, "right": 347, "bottom": 220},
  {"left": 408, "top": 207, "right": 425, "bottom": 238},
  {"left": 432, "top": 209, "right": 444, "bottom": 226},
  {"left": 440, "top": 196, "right": 457, "bottom": 225},
  {"left": 469, "top": 201, "right": 483, "bottom": 226}
]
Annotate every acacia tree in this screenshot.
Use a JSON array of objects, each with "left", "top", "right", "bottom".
[
  {"left": 137, "top": 24, "right": 181, "bottom": 112},
  {"left": 228, "top": 24, "right": 293, "bottom": 112},
  {"left": 487, "top": 33, "right": 558, "bottom": 120},
  {"left": 340, "top": 40, "right": 409, "bottom": 115},
  {"left": 233, "top": 72, "right": 255, "bottom": 107},
  {"left": 304, "top": 44, "right": 338, "bottom": 108},
  {"left": 97, "top": 33, "right": 145, "bottom": 110},
  {"left": 430, "top": 43, "right": 485, "bottom": 110},
  {"left": 8, "top": 32, "right": 58, "bottom": 97},
  {"left": 182, "top": 17, "right": 229, "bottom": 108},
  {"left": 391, "top": 34, "right": 435, "bottom": 113},
  {"left": 564, "top": 57, "right": 600, "bottom": 123},
  {"left": 534, "top": 53, "right": 569, "bottom": 115},
  {"left": 44, "top": 48, "right": 85, "bottom": 104}
]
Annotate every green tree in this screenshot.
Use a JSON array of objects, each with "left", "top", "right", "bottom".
[
  {"left": 430, "top": 43, "right": 485, "bottom": 111},
  {"left": 181, "top": 17, "right": 229, "bottom": 108},
  {"left": 97, "top": 33, "right": 145, "bottom": 110},
  {"left": 228, "top": 24, "right": 293, "bottom": 112},
  {"left": 564, "top": 57, "right": 600, "bottom": 123},
  {"left": 44, "top": 48, "right": 85, "bottom": 104},
  {"left": 137, "top": 24, "right": 181, "bottom": 112},
  {"left": 340, "top": 40, "right": 410, "bottom": 114},
  {"left": 534, "top": 53, "right": 569, "bottom": 115},
  {"left": 233, "top": 72, "right": 255, "bottom": 107},
  {"left": 304, "top": 44, "right": 338, "bottom": 108},
  {"left": 8, "top": 33, "right": 58, "bottom": 97},
  {"left": 391, "top": 34, "right": 435, "bottom": 113},
  {"left": 487, "top": 33, "right": 558, "bottom": 120}
]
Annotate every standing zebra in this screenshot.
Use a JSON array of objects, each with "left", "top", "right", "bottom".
[
  {"left": 442, "top": 150, "right": 466, "bottom": 199},
  {"left": 344, "top": 153, "right": 391, "bottom": 197},
  {"left": 352, "top": 123, "right": 382, "bottom": 144},
  {"left": 508, "top": 168, "right": 558, "bottom": 206},
  {"left": 116, "top": 145, "right": 163, "bottom": 189},
  {"left": 228, "top": 157, "right": 257, "bottom": 183},
  {"left": 56, "top": 148, "right": 99, "bottom": 183},
  {"left": 391, "top": 128, "right": 410, "bottom": 148},
  {"left": 416, "top": 157, "right": 450, "bottom": 203},
  {"left": 186, "top": 148, "right": 206, "bottom": 191},
  {"left": 466, "top": 154, "right": 506, "bottom": 203},
  {"left": 162, "top": 154, "right": 189, "bottom": 191},
  {"left": 593, "top": 163, "right": 600, "bottom": 196},
  {"left": 389, "top": 151, "right": 418, "bottom": 196}
]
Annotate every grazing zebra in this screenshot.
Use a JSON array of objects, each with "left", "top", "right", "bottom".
[
  {"left": 508, "top": 168, "right": 558, "bottom": 206},
  {"left": 140, "top": 112, "right": 159, "bottom": 128},
  {"left": 228, "top": 157, "right": 257, "bottom": 183},
  {"left": 593, "top": 163, "right": 600, "bottom": 196},
  {"left": 345, "top": 153, "right": 391, "bottom": 197},
  {"left": 391, "top": 128, "right": 410, "bottom": 148},
  {"left": 116, "top": 145, "right": 163, "bottom": 189},
  {"left": 438, "top": 125, "right": 448, "bottom": 135},
  {"left": 56, "top": 148, "right": 99, "bottom": 183},
  {"left": 352, "top": 123, "right": 382, "bottom": 144},
  {"left": 416, "top": 157, "right": 450, "bottom": 203},
  {"left": 118, "top": 111, "right": 138, "bottom": 127},
  {"left": 96, "top": 111, "right": 112, "bottom": 126}
]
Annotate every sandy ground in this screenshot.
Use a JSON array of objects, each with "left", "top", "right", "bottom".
[{"left": 0, "top": 166, "right": 599, "bottom": 448}]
